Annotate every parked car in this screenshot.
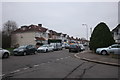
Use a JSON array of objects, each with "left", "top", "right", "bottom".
[
  {"left": 13, "top": 45, "right": 37, "bottom": 56},
  {"left": 56, "top": 43, "right": 62, "bottom": 50},
  {"left": 37, "top": 44, "right": 54, "bottom": 53},
  {"left": 78, "top": 44, "right": 85, "bottom": 51},
  {"left": 62, "top": 43, "right": 65, "bottom": 48},
  {"left": 64, "top": 43, "right": 70, "bottom": 49},
  {"left": 0, "top": 48, "right": 10, "bottom": 59},
  {"left": 69, "top": 44, "right": 81, "bottom": 52},
  {"left": 50, "top": 43, "right": 62, "bottom": 50},
  {"left": 96, "top": 44, "right": 120, "bottom": 55}
]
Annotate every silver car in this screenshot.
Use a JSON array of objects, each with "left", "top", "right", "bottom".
[
  {"left": 37, "top": 44, "right": 54, "bottom": 53},
  {"left": 96, "top": 44, "right": 120, "bottom": 55},
  {"left": 0, "top": 48, "right": 10, "bottom": 58}
]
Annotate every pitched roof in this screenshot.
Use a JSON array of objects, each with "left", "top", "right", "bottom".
[
  {"left": 12, "top": 24, "right": 47, "bottom": 33},
  {"left": 57, "top": 33, "right": 62, "bottom": 36},
  {"left": 49, "top": 30, "right": 57, "bottom": 35},
  {"left": 67, "top": 35, "right": 71, "bottom": 39},
  {"left": 63, "top": 34, "right": 67, "bottom": 37}
]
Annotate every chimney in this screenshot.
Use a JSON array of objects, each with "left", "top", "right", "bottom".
[{"left": 38, "top": 24, "right": 42, "bottom": 27}]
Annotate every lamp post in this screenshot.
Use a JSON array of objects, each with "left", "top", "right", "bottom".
[
  {"left": 82, "top": 24, "right": 88, "bottom": 40},
  {"left": 90, "top": 27, "right": 92, "bottom": 37}
]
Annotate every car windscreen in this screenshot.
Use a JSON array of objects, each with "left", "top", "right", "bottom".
[
  {"left": 18, "top": 46, "right": 27, "bottom": 49},
  {"left": 42, "top": 45, "right": 48, "bottom": 47}
]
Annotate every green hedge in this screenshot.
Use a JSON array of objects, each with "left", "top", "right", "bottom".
[{"left": 89, "top": 22, "right": 115, "bottom": 51}]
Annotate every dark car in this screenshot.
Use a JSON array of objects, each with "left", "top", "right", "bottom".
[
  {"left": 13, "top": 45, "right": 37, "bottom": 56},
  {"left": 69, "top": 44, "right": 81, "bottom": 53}
]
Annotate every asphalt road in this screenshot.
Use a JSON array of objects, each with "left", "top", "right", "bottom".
[{"left": 2, "top": 49, "right": 119, "bottom": 79}]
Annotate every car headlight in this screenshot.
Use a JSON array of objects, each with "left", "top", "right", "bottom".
[{"left": 96, "top": 49, "right": 100, "bottom": 53}]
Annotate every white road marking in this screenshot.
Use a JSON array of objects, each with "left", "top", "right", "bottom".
[
  {"left": 34, "top": 64, "right": 39, "bottom": 67},
  {"left": 40, "top": 63, "right": 45, "bottom": 65},
  {"left": 57, "top": 59, "right": 60, "bottom": 60},
  {"left": 65, "top": 57, "right": 68, "bottom": 58},
  {"left": 23, "top": 67, "right": 29, "bottom": 70},
  {"left": 10, "top": 71, "right": 15, "bottom": 74},
  {"left": 2, "top": 74, "right": 5, "bottom": 76},
  {"left": 3, "top": 55, "right": 71, "bottom": 76},
  {"left": 13, "top": 70, "right": 20, "bottom": 73},
  {"left": 60, "top": 58, "right": 63, "bottom": 59}
]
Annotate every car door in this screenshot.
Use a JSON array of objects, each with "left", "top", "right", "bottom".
[
  {"left": 26, "top": 45, "right": 33, "bottom": 54},
  {"left": 30, "top": 45, "right": 36, "bottom": 53},
  {"left": 49, "top": 45, "right": 53, "bottom": 51},
  {"left": 117, "top": 44, "right": 120, "bottom": 54},
  {"left": 47, "top": 45, "right": 50, "bottom": 51},
  {"left": 109, "top": 45, "right": 119, "bottom": 54}
]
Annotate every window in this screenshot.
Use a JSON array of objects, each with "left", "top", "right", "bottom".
[
  {"left": 111, "top": 45, "right": 118, "bottom": 48},
  {"left": 35, "top": 32, "right": 40, "bottom": 37},
  {"left": 117, "top": 45, "right": 120, "bottom": 48}
]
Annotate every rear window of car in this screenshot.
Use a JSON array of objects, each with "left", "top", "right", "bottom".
[
  {"left": 70, "top": 45, "right": 77, "bottom": 48},
  {"left": 18, "top": 46, "right": 26, "bottom": 49}
]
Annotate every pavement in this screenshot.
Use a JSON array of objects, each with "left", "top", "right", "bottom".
[{"left": 74, "top": 50, "right": 120, "bottom": 67}]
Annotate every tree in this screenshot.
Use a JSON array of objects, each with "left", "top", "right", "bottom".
[
  {"left": 2, "top": 20, "right": 18, "bottom": 48},
  {"left": 89, "top": 22, "right": 115, "bottom": 51},
  {"left": 3, "top": 20, "right": 18, "bottom": 36}
]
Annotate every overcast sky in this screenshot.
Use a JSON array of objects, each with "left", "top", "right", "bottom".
[{"left": 1, "top": 1, "right": 119, "bottom": 39}]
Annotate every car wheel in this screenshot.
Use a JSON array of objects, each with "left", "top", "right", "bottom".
[
  {"left": 3, "top": 52, "right": 9, "bottom": 58},
  {"left": 52, "top": 49, "right": 54, "bottom": 52},
  {"left": 23, "top": 52, "right": 27, "bottom": 56},
  {"left": 76, "top": 49, "right": 79, "bottom": 53},
  {"left": 46, "top": 49, "right": 48, "bottom": 52},
  {"left": 34, "top": 51, "right": 37, "bottom": 54},
  {"left": 101, "top": 50, "right": 107, "bottom": 55},
  {"left": 69, "top": 49, "right": 71, "bottom": 52}
]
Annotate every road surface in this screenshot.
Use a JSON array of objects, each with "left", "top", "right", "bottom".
[{"left": 2, "top": 49, "right": 118, "bottom": 79}]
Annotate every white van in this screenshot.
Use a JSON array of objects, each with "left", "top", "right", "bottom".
[{"left": 50, "top": 43, "right": 62, "bottom": 50}]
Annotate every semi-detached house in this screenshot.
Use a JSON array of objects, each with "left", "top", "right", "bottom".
[{"left": 11, "top": 24, "right": 49, "bottom": 47}]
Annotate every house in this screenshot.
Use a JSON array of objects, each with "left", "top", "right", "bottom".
[
  {"left": 11, "top": 23, "right": 85, "bottom": 47},
  {"left": 62, "top": 34, "right": 67, "bottom": 43},
  {"left": 48, "top": 30, "right": 58, "bottom": 39},
  {"left": 11, "top": 24, "right": 48, "bottom": 47},
  {"left": 112, "top": 24, "right": 120, "bottom": 43},
  {"left": 56, "top": 33, "right": 63, "bottom": 41}
]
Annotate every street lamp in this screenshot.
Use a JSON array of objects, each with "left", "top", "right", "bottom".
[
  {"left": 90, "top": 27, "right": 92, "bottom": 37},
  {"left": 82, "top": 24, "right": 88, "bottom": 40}
]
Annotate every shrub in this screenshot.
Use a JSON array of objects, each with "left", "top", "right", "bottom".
[{"left": 89, "top": 22, "right": 115, "bottom": 51}]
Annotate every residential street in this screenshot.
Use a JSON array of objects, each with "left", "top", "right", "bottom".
[
  {"left": 1, "top": 2, "right": 120, "bottom": 80},
  {"left": 2, "top": 49, "right": 118, "bottom": 79}
]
